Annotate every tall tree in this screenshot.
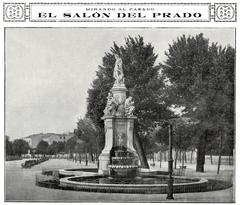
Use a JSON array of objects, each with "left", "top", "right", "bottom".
[
  {"left": 12, "top": 139, "right": 30, "bottom": 156},
  {"left": 48, "top": 141, "right": 59, "bottom": 155},
  {"left": 161, "top": 34, "right": 234, "bottom": 172},
  {"left": 75, "top": 118, "right": 101, "bottom": 157},
  {"left": 5, "top": 135, "right": 13, "bottom": 156},
  {"left": 36, "top": 140, "right": 49, "bottom": 156},
  {"left": 86, "top": 36, "right": 171, "bottom": 168}
]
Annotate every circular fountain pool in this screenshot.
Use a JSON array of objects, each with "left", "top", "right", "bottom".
[
  {"left": 69, "top": 175, "right": 198, "bottom": 184},
  {"left": 35, "top": 168, "right": 234, "bottom": 194},
  {"left": 59, "top": 174, "right": 208, "bottom": 194}
]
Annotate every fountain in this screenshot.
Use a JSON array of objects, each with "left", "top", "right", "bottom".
[
  {"left": 98, "top": 53, "right": 139, "bottom": 177},
  {"left": 109, "top": 145, "right": 138, "bottom": 178},
  {"left": 36, "top": 54, "right": 212, "bottom": 194}
]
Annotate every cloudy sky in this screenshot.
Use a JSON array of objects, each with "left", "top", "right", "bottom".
[{"left": 5, "top": 28, "right": 235, "bottom": 140}]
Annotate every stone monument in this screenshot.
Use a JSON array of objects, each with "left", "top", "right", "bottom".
[{"left": 98, "top": 54, "right": 139, "bottom": 175}]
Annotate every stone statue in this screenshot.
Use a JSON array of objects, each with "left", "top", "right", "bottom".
[
  {"left": 113, "top": 54, "right": 125, "bottom": 85},
  {"left": 104, "top": 92, "right": 117, "bottom": 116},
  {"left": 117, "top": 133, "right": 124, "bottom": 147},
  {"left": 125, "top": 96, "right": 135, "bottom": 116},
  {"left": 116, "top": 102, "right": 125, "bottom": 117}
]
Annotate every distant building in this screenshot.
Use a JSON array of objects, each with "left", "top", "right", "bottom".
[{"left": 23, "top": 132, "right": 74, "bottom": 148}]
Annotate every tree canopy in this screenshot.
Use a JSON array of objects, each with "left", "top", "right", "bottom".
[
  {"left": 161, "top": 33, "right": 234, "bottom": 172},
  {"left": 11, "top": 139, "right": 30, "bottom": 156},
  {"left": 74, "top": 33, "right": 234, "bottom": 172},
  {"left": 74, "top": 117, "right": 101, "bottom": 156},
  {"left": 85, "top": 36, "right": 172, "bottom": 167},
  {"left": 36, "top": 140, "right": 49, "bottom": 155}
]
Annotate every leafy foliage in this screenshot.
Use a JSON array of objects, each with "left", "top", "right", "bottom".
[
  {"left": 36, "top": 140, "right": 49, "bottom": 155},
  {"left": 11, "top": 139, "right": 30, "bottom": 156},
  {"left": 5, "top": 135, "right": 13, "bottom": 156},
  {"left": 74, "top": 118, "right": 102, "bottom": 155},
  {"left": 86, "top": 36, "right": 171, "bottom": 152},
  {"left": 161, "top": 33, "right": 234, "bottom": 171},
  {"left": 48, "top": 141, "right": 65, "bottom": 155}
]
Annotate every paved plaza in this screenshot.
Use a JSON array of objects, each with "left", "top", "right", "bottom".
[{"left": 5, "top": 158, "right": 234, "bottom": 202}]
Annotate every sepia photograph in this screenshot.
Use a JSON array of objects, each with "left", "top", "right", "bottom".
[{"left": 4, "top": 27, "right": 235, "bottom": 202}]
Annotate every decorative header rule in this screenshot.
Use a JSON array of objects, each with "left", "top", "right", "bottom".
[{"left": 3, "top": 3, "right": 237, "bottom": 22}]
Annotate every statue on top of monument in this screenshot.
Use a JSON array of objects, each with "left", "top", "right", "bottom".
[
  {"left": 125, "top": 96, "right": 135, "bottom": 116},
  {"left": 113, "top": 54, "right": 125, "bottom": 86}
]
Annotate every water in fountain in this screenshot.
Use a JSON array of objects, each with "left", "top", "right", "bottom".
[{"left": 109, "top": 146, "right": 138, "bottom": 178}]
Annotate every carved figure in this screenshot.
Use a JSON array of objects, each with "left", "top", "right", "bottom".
[
  {"left": 117, "top": 133, "right": 124, "bottom": 147},
  {"left": 116, "top": 102, "right": 125, "bottom": 117},
  {"left": 113, "top": 54, "right": 125, "bottom": 85},
  {"left": 104, "top": 92, "right": 117, "bottom": 116},
  {"left": 125, "top": 96, "right": 135, "bottom": 116}
]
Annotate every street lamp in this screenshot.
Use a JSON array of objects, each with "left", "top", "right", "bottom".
[
  {"left": 159, "top": 119, "right": 175, "bottom": 200},
  {"left": 166, "top": 123, "right": 174, "bottom": 200},
  {"left": 160, "top": 116, "right": 194, "bottom": 199}
]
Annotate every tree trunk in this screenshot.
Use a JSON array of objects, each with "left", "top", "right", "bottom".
[
  {"left": 210, "top": 149, "right": 213, "bottom": 165},
  {"left": 174, "top": 148, "right": 178, "bottom": 169},
  {"left": 91, "top": 153, "right": 94, "bottom": 162},
  {"left": 152, "top": 153, "right": 155, "bottom": 166},
  {"left": 164, "top": 151, "right": 167, "bottom": 162},
  {"left": 217, "top": 135, "right": 223, "bottom": 174},
  {"left": 79, "top": 153, "right": 81, "bottom": 164},
  {"left": 182, "top": 151, "right": 185, "bottom": 167},
  {"left": 229, "top": 155, "right": 231, "bottom": 165},
  {"left": 133, "top": 133, "right": 149, "bottom": 169},
  {"left": 190, "top": 150, "right": 193, "bottom": 164},
  {"left": 179, "top": 150, "right": 182, "bottom": 163},
  {"left": 70, "top": 152, "right": 73, "bottom": 159},
  {"left": 196, "top": 131, "right": 207, "bottom": 172},
  {"left": 159, "top": 151, "right": 162, "bottom": 168}
]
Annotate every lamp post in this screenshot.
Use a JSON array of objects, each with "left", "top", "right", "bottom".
[
  {"left": 160, "top": 116, "right": 187, "bottom": 199},
  {"left": 166, "top": 123, "right": 174, "bottom": 200},
  {"left": 161, "top": 116, "right": 193, "bottom": 199}
]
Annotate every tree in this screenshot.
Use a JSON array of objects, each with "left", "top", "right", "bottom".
[
  {"left": 86, "top": 36, "right": 172, "bottom": 168},
  {"left": 153, "top": 117, "right": 198, "bottom": 168},
  {"left": 48, "top": 141, "right": 59, "bottom": 155},
  {"left": 75, "top": 118, "right": 102, "bottom": 161},
  {"left": 161, "top": 34, "right": 234, "bottom": 172},
  {"left": 65, "top": 136, "right": 77, "bottom": 157},
  {"left": 5, "top": 135, "right": 13, "bottom": 156},
  {"left": 173, "top": 124, "right": 197, "bottom": 167},
  {"left": 77, "top": 118, "right": 100, "bottom": 154},
  {"left": 65, "top": 133, "right": 86, "bottom": 159},
  {"left": 56, "top": 141, "right": 65, "bottom": 153},
  {"left": 12, "top": 139, "right": 30, "bottom": 156},
  {"left": 48, "top": 141, "right": 67, "bottom": 156},
  {"left": 36, "top": 140, "right": 49, "bottom": 156}
]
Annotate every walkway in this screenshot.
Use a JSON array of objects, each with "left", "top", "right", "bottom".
[{"left": 5, "top": 158, "right": 234, "bottom": 202}]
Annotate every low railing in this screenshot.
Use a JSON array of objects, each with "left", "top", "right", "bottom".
[{"left": 21, "top": 157, "right": 49, "bottom": 168}]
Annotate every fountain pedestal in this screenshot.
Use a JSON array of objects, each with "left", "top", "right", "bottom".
[
  {"left": 98, "top": 55, "right": 139, "bottom": 176},
  {"left": 98, "top": 115, "right": 138, "bottom": 175},
  {"left": 98, "top": 89, "right": 139, "bottom": 175}
]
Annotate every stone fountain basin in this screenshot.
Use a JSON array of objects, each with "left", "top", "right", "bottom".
[
  {"left": 59, "top": 175, "right": 208, "bottom": 194},
  {"left": 109, "top": 165, "right": 138, "bottom": 178}
]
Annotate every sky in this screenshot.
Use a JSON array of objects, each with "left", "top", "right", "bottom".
[{"left": 5, "top": 28, "right": 235, "bottom": 140}]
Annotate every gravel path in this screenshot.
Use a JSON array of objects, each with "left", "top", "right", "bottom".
[{"left": 5, "top": 158, "right": 234, "bottom": 202}]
